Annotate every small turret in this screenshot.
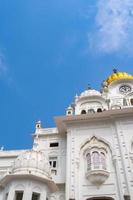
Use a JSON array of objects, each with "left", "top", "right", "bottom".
[
  {"left": 66, "top": 105, "right": 74, "bottom": 116},
  {"left": 35, "top": 120, "right": 42, "bottom": 129}
]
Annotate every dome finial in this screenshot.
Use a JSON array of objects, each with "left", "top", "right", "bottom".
[
  {"left": 113, "top": 68, "right": 118, "bottom": 73},
  {"left": 87, "top": 84, "right": 91, "bottom": 90}
]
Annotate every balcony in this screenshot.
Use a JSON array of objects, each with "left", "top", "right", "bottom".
[{"left": 86, "top": 169, "right": 109, "bottom": 185}]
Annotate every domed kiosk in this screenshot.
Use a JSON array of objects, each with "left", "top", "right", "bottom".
[
  {"left": 0, "top": 149, "right": 58, "bottom": 200},
  {"left": 12, "top": 150, "right": 51, "bottom": 179},
  {"left": 106, "top": 69, "right": 133, "bottom": 86},
  {"left": 74, "top": 87, "right": 107, "bottom": 115},
  {"left": 102, "top": 69, "right": 133, "bottom": 109}
]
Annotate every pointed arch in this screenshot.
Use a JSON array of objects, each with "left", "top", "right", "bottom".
[{"left": 80, "top": 135, "right": 112, "bottom": 153}]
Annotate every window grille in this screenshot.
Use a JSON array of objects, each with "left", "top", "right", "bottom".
[
  {"left": 86, "top": 150, "right": 107, "bottom": 171},
  {"left": 15, "top": 191, "right": 23, "bottom": 200},
  {"left": 32, "top": 192, "right": 40, "bottom": 200}
]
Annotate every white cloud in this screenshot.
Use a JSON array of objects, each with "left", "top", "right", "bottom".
[{"left": 89, "top": 0, "right": 133, "bottom": 54}]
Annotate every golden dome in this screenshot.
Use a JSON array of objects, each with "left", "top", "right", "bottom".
[{"left": 106, "top": 70, "right": 133, "bottom": 85}]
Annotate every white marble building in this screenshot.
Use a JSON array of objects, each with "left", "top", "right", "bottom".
[{"left": 0, "top": 70, "right": 133, "bottom": 200}]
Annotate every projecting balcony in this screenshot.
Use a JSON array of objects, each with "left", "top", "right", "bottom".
[{"left": 86, "top": 168, "right": 109, "bottom": 185}]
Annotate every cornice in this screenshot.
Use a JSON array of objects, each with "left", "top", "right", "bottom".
[{"left": 55, "top": 108, "right": 133, "bottom": 133}]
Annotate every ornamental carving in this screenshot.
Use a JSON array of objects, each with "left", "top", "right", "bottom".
[{"left": 82, "top": 136, "right": 110, "bottom": 185}]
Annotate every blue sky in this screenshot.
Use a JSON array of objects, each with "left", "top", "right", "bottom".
[{"left": 0, "top": 0, "right": 133, "bottom": 149}]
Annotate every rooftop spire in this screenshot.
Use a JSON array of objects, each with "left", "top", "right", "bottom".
[
  {"left": 87, "top": 84, "right": 91, "bottom": 90},
  {"left": 113, "top": 68, "right": 118, "bottom": 73}
]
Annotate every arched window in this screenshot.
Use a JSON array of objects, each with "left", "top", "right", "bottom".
[
  {"left": 81, "top": 110, "right": 86, "bottom": 114},
  {"left": 97, "top": 108, "right": 102, "bottom": 113},
  {"left": 92, "top": 151, "right": 100, "bottom": 169},
  {"left": 124, "top": 195, "right": 130, "bottom": 200},
  {"left": 15, "top": 191, "right": 24, "bottom": 200},
  {"left": 100, "top": 152, "right": 106, "bottom": 170},
  {"left": 86, "top": 150, "right": 107, "bottom": 171},
  {"left": 130, "top": 98, "right": 133, "bottom": 105},
  {"left": 32, "top": 192, "right": 40, "bottom": 200},
  {"left": 86, "top": 153, "right": 91, "bottom": 170},
  {"left": 88, "top": 109, "right": 95, "bottom": 113}
]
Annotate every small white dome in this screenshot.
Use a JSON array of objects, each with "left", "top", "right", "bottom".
[
  {"left": 67, "top": 105, "right": 73, "bottom": 110},
  {"left": 12, "top": 150, "right": 51, "bottom": 180},
  {"left": 80, "top": 89, "right": 101, "bottom": 98}
]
